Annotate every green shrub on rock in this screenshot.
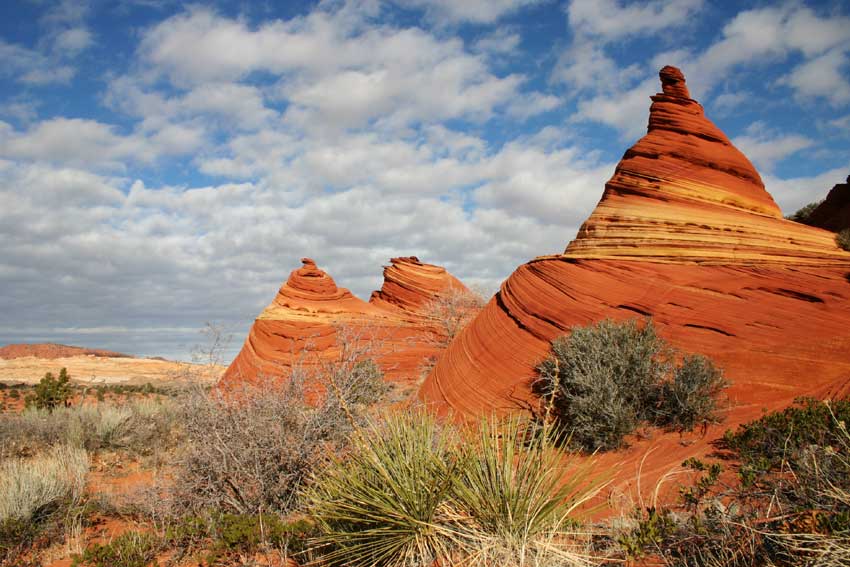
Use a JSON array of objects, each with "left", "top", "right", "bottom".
[{"left": 536, "top": 318, "right": 727, "bottom": 452}]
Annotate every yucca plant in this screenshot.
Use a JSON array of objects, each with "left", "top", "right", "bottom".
[
  {"left": 306, "top": 411, "right": 464, "bottom": 567},
  {"left": 451, "top": 415, "right": 605, "bottom": 566}
]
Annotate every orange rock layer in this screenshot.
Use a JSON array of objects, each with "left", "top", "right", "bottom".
[
  {"left": 418, "top": 67, "right": 850, "bottom": 491},
  {"left": 221, "top": 257, "right": 466, "bottom": 389}
]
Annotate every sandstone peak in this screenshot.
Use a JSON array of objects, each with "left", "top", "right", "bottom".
[
  {"left": 222, "top": 256, "right": 469, "bottom": 389},
  {"left": 564, "top": 66, "right": 846, "bottom": 264},
  {"left": 370, "top": 256, "right": 467, "bottom": 315},
  {"left": 659, "top": 65, "right": 690, "bottom": 98}
]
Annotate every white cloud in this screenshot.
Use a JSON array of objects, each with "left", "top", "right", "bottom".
[
  {"left": 567, "top": 0, "right": 704, "bottom": 41},
  {"left": 764, "top": 165, "right": 850, "bottom": 214},
  {"left": 572, "top": 77, "right": 656, "bottom": 140},
  {"left": 733, "top": 122, "right": 814, "bottom": 172},
  {"left": 779, "top": 48, "right": 850, "bottom": 106},
  {"left": 53, "top": 27, "right": 94, "bottom": 54},
  {"left": 393, "top": 0, "right": 543, "bottom": 25},
  {"left": 0, "top": 118, "right": 203, "bottom": 170},
  {"left": 0, "top": 40, "right": 75, "bottom": 85}
]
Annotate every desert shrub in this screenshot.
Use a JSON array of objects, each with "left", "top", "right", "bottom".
[
  {"left": 0, "top": 445, "right": 89, "bottom": 562},
  {"left": 723, "top": 398, "right": 850, "bottom": 487},
  {"left": 307, "top": 410, "right": 461, "bottom": 567},
  {"left": 837, "top": 228, "right": 850, "bottom": 251},
  {"left": 536, "top": 318, "right": 725, "bottom": 452},
  {"left": 653, "top": 355, "right": 727, "bottom": 433},
  {"left": 785, "top": 200, "right": 822, "bottom": 224},
  {"left": 0, "top": 400, "right": 177, "bottom": 459},
  {"left": 451, "top": 416, "right": 602, "bottom": 566},
  {"left": 25, "top": 368, "right": 72, "bottom": 411},
  {"left": 619, "top": 401, "right": 850, "bottom": 566},
  {"left": 421, "top": 286, "right": 487, "bottom": 347},
  {"left": 72, "top": 530, "right": 159, "bottom": 567},
  {"left": 174, "top": 347, "right": 387, "bottom": 517}
]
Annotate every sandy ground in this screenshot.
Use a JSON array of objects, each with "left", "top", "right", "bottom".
[{"left": 0, "top": 355, "right": 223, "bottom": 385}]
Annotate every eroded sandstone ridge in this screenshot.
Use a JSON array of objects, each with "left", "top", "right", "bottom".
[
  {"left": 419, "top": 67, "right": 850, "bottom": 426},
  {"left": 220, "top": 257, "right": 467, "bottom": 388}
]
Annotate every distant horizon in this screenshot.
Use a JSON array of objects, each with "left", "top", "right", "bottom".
[{"left": 2, "top": 0, "right": 849, "bottom": 360}]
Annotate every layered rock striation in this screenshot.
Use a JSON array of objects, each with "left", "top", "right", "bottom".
[
  {"left": 419, "top": 67, "right": 850, "bottom": 425},
  {"left": 221, "top": 257, "right": 467, "bottom": 389}
]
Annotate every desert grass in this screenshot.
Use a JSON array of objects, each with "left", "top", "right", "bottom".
[{"left": 0, "top": 445, "right": 88, "bottom": 524}]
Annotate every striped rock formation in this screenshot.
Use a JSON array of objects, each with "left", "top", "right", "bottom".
[
  {"left": 419, "top": 66, "right": 850, "bottom": 428},
  {"left": 220, "top": 257, "right": 467, "bottom": 389}
]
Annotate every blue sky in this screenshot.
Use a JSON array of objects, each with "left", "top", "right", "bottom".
[{"left": 1, "top": 0, "right": 849, "bottom": 361}]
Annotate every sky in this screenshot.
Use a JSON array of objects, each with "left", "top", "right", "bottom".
[{"left": 1, "top": 0, "right": 849, "bottom": 361}]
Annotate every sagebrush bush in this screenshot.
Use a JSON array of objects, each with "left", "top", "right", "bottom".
[
  {"left": 0, "top": 400, "right": 176, "bottom": 458},
  {"left": 0, "top": 445, "right": 88, "bottom": 524},
  {"left": 536, "top": 319, "right": 725, "bottom": 452},
  {"left": 653, "top": 355, "right": 727, "bottom": 433},
  {"left": 0, "top": 445, "right": 89, "bottom": 562}
]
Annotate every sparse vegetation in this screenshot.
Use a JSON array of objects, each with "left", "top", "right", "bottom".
[
  {"left": 785, "top": 200, "right": 822, "bottom": 224},
  {"left": 421, "top": 286, "right": 487, "bottom": 347},
  {"left": 837, "top": 227, "right": 850, "bottom": 251},
  {"left": 25, "top": 367, "right": 73, "bottom": 411},
  {"left": 308, "top": 411, "right": 602, "bottom": 567},
  {"left": 536, "top": 318, "right": 727, "bottom": 452},
  {"left": 617, "top": 399, "right": 850, "bottom": 566},
  {"left": 0, "top": 445, "right": 89, "bottom": 563},
  {"left": 72, "top": 530, "right": 159, "bottom": 567},
  {"left": 173, "top": 333, "right": 388, "bottom": 517}
]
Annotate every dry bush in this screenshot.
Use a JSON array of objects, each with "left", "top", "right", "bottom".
[
  {"left": 421, "top": 286, "right": 487, "bottom": 348},
  {"left": 172, "top": 326, "right": 388, "bottom": 518}
]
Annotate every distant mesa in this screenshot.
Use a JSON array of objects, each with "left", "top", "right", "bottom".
[
  {"left": 419, "top": 66, "right": 850, "bottom": 451},
  {"left": 803, "top": 175, "right": 850, "bottom": 233},
  {"left": 0, "top": 343, "right": 220, "bottom": 385},
  {"left": 220, "top": 256, "right": 468, "bottom": 389},
  {"left": 0, "top": 343, "right": 132, "bottom": 360}
]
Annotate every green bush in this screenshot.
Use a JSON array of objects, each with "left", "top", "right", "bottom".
[
  {"left": 25, "top": 368, "right": 72, "bottom": 411},
  {"left": 785, "top": 200, "right": 822, "bottom": 224},
  {"left": 536, "top": 319, "right": 726, "bottom": 452},
  {"left": 72, "top": 530, "right": 159, "bottom": 567},
  {"left": 836, "top": 228, "right": 850, "bottom": 251}
]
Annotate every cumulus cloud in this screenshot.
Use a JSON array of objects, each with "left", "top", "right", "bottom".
[
  {"left": 0, "top": 118, "right": 203, "bottom": 170},
  {"left": 567, "top": 0, "right": 704, "bottom": 41},
  {"left": 393, "top": 0, "right": 543, "bottom": 25},
  {"left": 733, "top": 122, "right": 814, "bottom": 172}
]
